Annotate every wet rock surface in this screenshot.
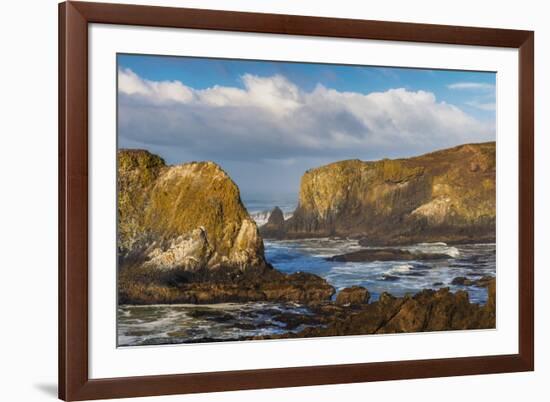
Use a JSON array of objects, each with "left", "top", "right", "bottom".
[
  {"left": 451, "top": 275, "right": 495, "bottom": 287},
  {"left": 335, "top": 286, "right": 370, "bottom": 306},
  {"left": 119, "top": 264, "right": 335, "bottom": 305},
  {"left": 328, "top": 248, "right": 451, "bottom": 262},
  {"left": 251, "top": 278, "right": 496, "bottom": 340}
]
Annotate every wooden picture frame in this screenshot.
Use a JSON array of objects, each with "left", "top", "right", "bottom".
[{"left": 59, "top": 1, "right": 534, "bottom": 400}]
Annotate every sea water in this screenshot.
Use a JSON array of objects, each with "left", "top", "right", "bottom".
[{"left": 118, "top": 196, "right": 496, "bottom": 346}]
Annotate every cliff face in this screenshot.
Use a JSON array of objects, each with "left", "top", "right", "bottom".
[
  {"left": 278, "top": 142, "right": 495, "bottom": 245},
  {"left": 118, "top": 150, "right": 266, "bottom": 271}
]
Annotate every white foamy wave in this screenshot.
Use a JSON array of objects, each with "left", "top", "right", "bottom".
[
  {"left": 404, "top": 242, "right": 460, "bottom": 258},
  {"left": 250, "top": 210, "right": 293, "bottom": 226},
  {"left": 272, "top": 238, "right": 361, "bottom": 258},
  {"left": 417, "top": 242, "right": 448, "bottom": 247},
  {"left": 444, "top": 247, "right": 460, "bottom": 258},
  {"left": 391, "top": 264, "right": 413, "bottom": 274}
]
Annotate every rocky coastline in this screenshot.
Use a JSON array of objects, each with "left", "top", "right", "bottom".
[
  {"left": 260, "top": 142, "right": 496, "bottom": 246},
  {"left": 118, "top": 145, "right": 496, "bottom": 340},
  {"left": 118, "top": 264, "right": 335, "bottom": 305},
  {"left": 248, "top": 277, "right": 496, "bottom": 340}
]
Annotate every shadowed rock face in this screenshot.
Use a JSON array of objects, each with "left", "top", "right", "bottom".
[
  {"left": 276, "top": 142, "right": 496, "bottom": 245},
  {"left": 118, "top": 149, "right": 266, "bottom": 271},
  {"left": 260, "top": 206, "right": 286, "bottom": 238},
  {"left": 267, "top": 206, "right": 285, "bottom": 226}
]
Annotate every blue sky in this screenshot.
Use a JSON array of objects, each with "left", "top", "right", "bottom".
[
  {"left": 117, "top": 54, "right": 496, "bottom": 199},
  {"left": 119, "top": 53, "right": 496, "bottom": 122}
]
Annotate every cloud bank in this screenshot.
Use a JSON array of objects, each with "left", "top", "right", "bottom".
[{"left": 118, "top": 68, "right": 495, "bottom": 162}]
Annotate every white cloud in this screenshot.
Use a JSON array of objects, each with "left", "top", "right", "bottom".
[
  {"left": 118, "top": 69, "right": 495, "bottom": 162},
  {"left": 465, "top": 100, "right": 496, "bottom": 111},
  {"left": 447, "top": 82, "right": 495, "bottom": 91},
  {"left": 118, "top": 68, "right": 195, "bottom": 103}
]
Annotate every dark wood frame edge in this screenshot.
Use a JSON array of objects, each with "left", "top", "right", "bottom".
[{"left": 58, "top": 1, "right": 534, "bottom": 400}]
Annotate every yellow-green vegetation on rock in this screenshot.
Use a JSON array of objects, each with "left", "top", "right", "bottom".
[
  {"left": 118, "top": 149, "right": 265, "bottom": 271},
  {"left": 118, "top": 149, "right": 165, "bottom": 253},
  {"left": 275, "top": 142, "right": 496, "bottom": 245}
]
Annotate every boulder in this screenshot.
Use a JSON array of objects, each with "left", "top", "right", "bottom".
[
  {"left": 336, "top": 286, "right": 370, "bottom": 306},
  {"left": 451, "top": 275, "right": 495, "bottom": 287},
  {"left": 328, "top": 248, "right": 451, "bottom": 262}
]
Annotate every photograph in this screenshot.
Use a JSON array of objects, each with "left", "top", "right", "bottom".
[
  {"left": 116, "top": 54, "right": 497, "bottom": 346},
  {"left": 2, "top": 0, "right": 544, "bottom": 401}
]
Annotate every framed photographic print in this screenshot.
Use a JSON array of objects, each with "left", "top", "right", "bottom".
[{"left": 59, "top": 1, "right": 534, "bottom": 400}]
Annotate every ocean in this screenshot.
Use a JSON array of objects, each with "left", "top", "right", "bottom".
[{"left": 118, "top": 195, "right": 496, "bottom": 346}]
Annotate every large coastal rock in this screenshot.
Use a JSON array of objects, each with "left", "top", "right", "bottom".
[
  {"left": 118, "top": 150, "right": 266, "bottom": 271},
  {"left": 276, "top": 142, "right": 495, "bottom": 245},
  {"left": 117, "top": 150, "right": 335, "bottom": 304}
]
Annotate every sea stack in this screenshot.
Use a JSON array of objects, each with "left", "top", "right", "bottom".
[
  {"left": 274, "top": 142, "right": 496, "bottom": 245},
  {"left": 117, "top": 149, "right": 266, "bottom": 271},
  {"left": 259, "top": 206, "right": 286, "bottom": 238}
]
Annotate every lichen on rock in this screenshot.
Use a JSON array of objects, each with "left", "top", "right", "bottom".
[
  {"left": 277, "top": 142, "right": 496, "bottom": 245},
  {"left": 118, "top": 150, "right": 266, "bottom": 272}
]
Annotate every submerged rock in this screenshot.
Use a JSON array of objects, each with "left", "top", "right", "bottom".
[
  {"left": 271, "top": 142, "right": 496, "bottom": 245},
  {"left": 328, "top": 248, "right": 451, "bottom": 262},
  {"left": 451, "top": 275, "right": 495, "bottom": 287}
]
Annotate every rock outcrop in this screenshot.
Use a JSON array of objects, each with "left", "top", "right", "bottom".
[
  {"left": 118, "top": 265, "right": 335, "bottom": 305},
  {"left": 451, "top": 275, "right": 495, "bottom": 287},
  {"left": 118, "top": 150, "right": 266, "bottom": 271},
  {"left": 117, "top": 150, "right": 334, "bottom": 304},
  {"left": 328, "top": 248, "right": 451, "bottom": 262},
  {"left": 335, "top": 286, "right": 371, "bottom": 306},
  {"left": 252, "top": 278, "right": 496, "bottom": 340},
  {"left": 259, "top": 206, "right": 286, "bottom": 238},
  {"left": 274, "top": 142, "right": 496, "bottom": 245}
]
